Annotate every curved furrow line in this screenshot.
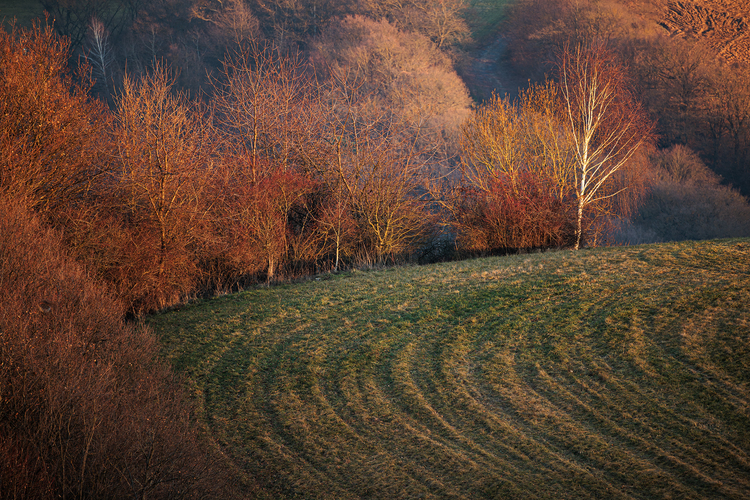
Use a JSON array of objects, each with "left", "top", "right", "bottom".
[
  {"left": 564, "top": 359, "right": 750, "bottom": 480},
  {"left": 232, "top": 331, "right": 359, "bottom": 497},
  {"left": 314, "top": 336, "right": 485, "bottom": 498},
  {"left": 516, "top": 309, "right": 750, "bottom": 497},
  {"left": 313, "top": 338, "right": 463, "bottom": 498},
  {"left": 476, "top": 303, "right": 744, "bottom": 495},
  {"left": 522, "top": 359, "right": 743, "bottom": 498},
  {"left": 461, "top": 324, "right": 643, "bottom": 493},
  {"left": 425, "top": 327, "right": 639, "bottom": 497},
  {"left": 384, "top": 340, "right": 601, "bottom": 498},
  {"left": 486, "top": 358, "right": 675, "bottom": 485},
  {"left": 244, "top": 324, "right": 470, "bottom": 498},
  {"left": 339, "top": 327, "right": 573, "bottom": 497}
]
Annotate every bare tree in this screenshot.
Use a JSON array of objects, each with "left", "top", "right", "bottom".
[
  {"left": 211, "top": 43, "right": 319, "bottom": 180},
  {"left": 210, "top": 44, "right": 329, "bottom": 279},
  {"left": 84, "top": 17, "right": 115, "bottom": 104},
  {"left": 557, "top": 42, "right": 652, "bottom": 249},
  {"left": 40, "top": 0, "right": 141, "bottom": 51},
  {"left": 317, "top": 70, "right": 438, "bottom": 264},
  {"left": 112, "top": 63, "right": 215, "bottom": 307},
  {"left": 0, "top": 20, "right": 110, "bottom": 214},
  {"left": 404, "top": 0, "right": 470, "bottom": 49}
]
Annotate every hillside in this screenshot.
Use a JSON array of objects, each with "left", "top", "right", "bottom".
[
  {"left": 660, "top": 0, "right": 750, "bottom": 63},
  {"left": 149, "top": 239, "right": 750, "bottom": 499}
]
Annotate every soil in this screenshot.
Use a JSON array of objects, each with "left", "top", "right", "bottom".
[{"left": 659, "top": 0, "right": 750, "bottom": 63}]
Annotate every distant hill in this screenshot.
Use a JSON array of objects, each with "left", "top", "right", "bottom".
[{"left": 150, "top": 239, "right": 750, "bottom": 499}]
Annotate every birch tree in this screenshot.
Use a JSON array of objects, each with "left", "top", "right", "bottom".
[
  {"left": 558, "top": 42, "right": 652, "bottom": 249},
  {"left": 84, "top": 17, "right": 115, "bottom": 104}
]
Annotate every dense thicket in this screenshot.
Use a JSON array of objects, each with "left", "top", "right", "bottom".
[
  {"left": 0, "top": 195, "right": 232, "bottom": 499},
  {"left": 450, "top": 49, "right": 653, "bottom": 255},
  {"left": 0, "top": 22, "right": 109, "bottom": 214}
]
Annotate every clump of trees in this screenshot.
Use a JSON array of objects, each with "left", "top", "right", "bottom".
[
  {"left": 633, "top": 38, "right": 750, "bottom": 196},
  {"left": 34, "top": 0, "right": 472, "bottom": 102},
  {"left": 1, "top": 16, "right": 467, "bottom": 313},
  {"left": 309, "top": 15, "right": 471, "bottom": 152},
  {"left": 448, "top": 43, "right": 652, "bottom": 255},
  {"left": 2, "top": 14, "right": 662, "bottom": 312},
  {"left": 503, "top": 0, "right": 750, "bottom": 199}
]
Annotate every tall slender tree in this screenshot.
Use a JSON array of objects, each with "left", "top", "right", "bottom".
[
  {"left": 558, "top": 42, "right": 652, "bottom": 249},
  {"left": 84, "top": 17, "right": 115, "bottom": 104}
]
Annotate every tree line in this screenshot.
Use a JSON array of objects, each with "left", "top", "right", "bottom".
[
  {"left": 1, "top": 18, "right": 657, "bottom": 314},
  {"left": 36, "top": 0, "right": 473, "bottom": 99}
]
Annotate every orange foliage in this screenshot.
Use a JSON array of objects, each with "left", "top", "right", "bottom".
[
  {"left": 0, "top": 20, "right": 109, "bottom": 214},
  {"left": 0, "top": 195, "right": 230, "bottom": 498}
]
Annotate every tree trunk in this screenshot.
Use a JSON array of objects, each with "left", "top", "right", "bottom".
[
  {"left": 267, "top": 255, "right": 275, "bottom": 283},
  {"left": 574, "top": 198, "right": 584, "bottom": 250}
]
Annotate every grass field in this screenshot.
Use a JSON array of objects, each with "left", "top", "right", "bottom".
[
  {"left": 149, "top": 239, "right": 750, "bottom": 499},
  {"left": 465, "top": 0, "right": 516, "bottom": 45}
]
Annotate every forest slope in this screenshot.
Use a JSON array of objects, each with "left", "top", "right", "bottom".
[{"left": 150, "top": 239, "right": 750, "bottom": 499}]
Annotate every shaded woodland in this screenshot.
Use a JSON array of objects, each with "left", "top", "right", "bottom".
[{"left": 2, "top": 0, "right": 750, "bottom": 497}]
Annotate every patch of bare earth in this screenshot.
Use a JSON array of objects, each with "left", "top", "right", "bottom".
[{"left": 660, "top": 0, "right": 750, "bottom": 63}]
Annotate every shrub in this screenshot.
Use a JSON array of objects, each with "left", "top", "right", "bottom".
[
  {"left": 616, "top": 145, "right": 750, "bottom": 243},
  {"left": 624, "top": 182, "right": 750, "bottom": 243},
  {"left": 215, "top": 159, "right": 320, "bottom": 282},
  {"left": 450, "top": 172, "right": 575, "bottom": 255},
  {"left": 0, "top": 194, "right": 231, "bottom": 499}
]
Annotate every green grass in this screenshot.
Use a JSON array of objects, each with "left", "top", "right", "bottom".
[
  {"left": 465, "top": 0, "right": 516, "bottom": 45},
  {"left": 0, "top": 0, "right": 45, "bottom": 28},
  {"left": 149, "top": 239, "right": 750, "bottom": 499}
]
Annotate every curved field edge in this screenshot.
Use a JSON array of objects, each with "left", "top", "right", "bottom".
[{"left": 149, "top": 239, "right": 750, "bottom": 499}]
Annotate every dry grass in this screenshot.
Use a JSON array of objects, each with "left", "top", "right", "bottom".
[{"left": 150, "top": 239, "right": 750, "bottom": 498}]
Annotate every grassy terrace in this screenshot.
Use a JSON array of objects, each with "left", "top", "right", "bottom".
[{"left": 149, "top": 239, "right": 750, "bottom": 499}]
